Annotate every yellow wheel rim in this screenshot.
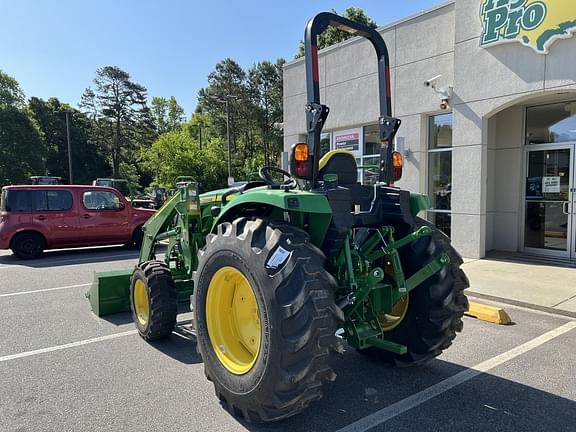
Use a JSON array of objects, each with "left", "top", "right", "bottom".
[
  {"left": 378, "top": 295, "right": 409, "bottom": 332},
  {"left": 133, "top": 279, "right": 150, "bottom": 326},
  {"left": 206, "top": 266, "right": 261, "bottom": 375}
]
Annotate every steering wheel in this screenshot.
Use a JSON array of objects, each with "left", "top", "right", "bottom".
[{"left": 258, "top": 166, "right": 296, "bottom": 188}]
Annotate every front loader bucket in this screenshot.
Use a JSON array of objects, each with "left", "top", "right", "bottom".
[{"left": 86, "top": 269, "right": 133, "bottom": 316}]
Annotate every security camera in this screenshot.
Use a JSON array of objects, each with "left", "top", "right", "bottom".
[
  {"left": 424, "top": 75, "right": 442, "bottom": 88},
  {"left": 437, "top": 86, "right": 453, "bottom": 110}
]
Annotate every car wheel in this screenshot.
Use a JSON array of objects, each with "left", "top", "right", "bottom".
[{"left": 11, "top": 232, "right": 45, "bottom": 260}]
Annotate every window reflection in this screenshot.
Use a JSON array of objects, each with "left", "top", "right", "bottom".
[{"left": 526, "top": 102, "right": 576, "bottom": 144}]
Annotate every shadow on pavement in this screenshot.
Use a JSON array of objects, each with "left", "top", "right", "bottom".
[
  {"left": 0, "top": 245, "right": 140, "bottom": 268},
  {"left": 100, "top": 303, "right": 190, "bottom": 326},
  {"left": 149, "top": 322, "right": 202, "bottom": 365},
  {"left": 222, "top": 350, "right": 575, "bottom": 432}
]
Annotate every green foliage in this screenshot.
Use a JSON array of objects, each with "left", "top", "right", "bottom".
[
  {"left": 197, "top": 58, "right": 249, "bottom": 148},
  {"left": 0, "top": 70, "right": 25, "bottom": 108},
  {"left": 151, "top": 96, "right": 186, "bottom": 134},
  {"left": 0, "top": 106, "right": 45, "bottom": 185},
  {"left": 193, "top": 57, "right": 285, "bottom": 183},
  {"left": 296, "top": 7, "right": 377, "bottom": 58},
  {"left": 141, "top": 122, "right": 227, "bottom": 192},
  {"left": 28, "top": 97, "right": 110, "bottom": 184},
  {"left": 248, "top": 59, "right": 285, "bottom": 166},
  {"left": 80, "top": 66, "right": 151, "bottom": 178}
]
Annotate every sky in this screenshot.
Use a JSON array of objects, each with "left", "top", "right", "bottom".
[{"left": 0, "top": 0, "right": 443, "bottom": 116}]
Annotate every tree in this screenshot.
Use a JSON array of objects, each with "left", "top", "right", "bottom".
[
  {"left": 197, "top": 58, "right": 250, "bottom": 154},
  {"left": 80, "top": 66, "right": 150, "bottom": 178},
  {"left": 151, "top": 96, "right": 186, "bottom": 134},
  {"left": 0, "top": 71, "right": 45, "bottom": 185},
  {"left": 196, "top": 57, "right": 287, "bottom": 179},
  {"left": 296, "top": 7, "right": 377, "bottom": 57},
  {"left": 0, "top": 107, "right": 45, "bottom": 185},
  {"left": 141, "top": 121, "right": 227, "bottom": 191},
  {"left": 0, "top": 70, "right": 25, "bottom": 108},
  {"left": 188, "top": 110, "right": 212, "bottom": 150},
  {"left": 248, "top": 59, "right": 285, "bottom": 166},
  {"left": 28, "top": 97, "right": 110, "bottom": 184}
]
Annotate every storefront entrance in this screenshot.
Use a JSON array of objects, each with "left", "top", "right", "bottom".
[
  {"left": 523, "top": 101, "right": 576, "bottom": 258},
  {"left": 524, "top": 144, "right": 576, "bottom": 258}
]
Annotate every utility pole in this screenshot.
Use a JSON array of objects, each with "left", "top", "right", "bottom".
[
  {"left": 210, "top": 95, "right": 239, "bottom": 184},
  {"left": 198, "top": 122, "right": 202, "bottom": 150},
  {"left": 65, "top": 111, "right": 73, "bottom": 184},
  {"left": 224, "top": 98, "right": 231, "bottom": 180}
]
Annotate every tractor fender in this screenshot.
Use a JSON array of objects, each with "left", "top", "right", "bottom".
[{"left": 211, "top": 188, "right": 333, "bottom": 248}]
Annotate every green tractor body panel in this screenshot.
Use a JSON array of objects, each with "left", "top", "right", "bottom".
[
  {"left": 210, "top": 187, "right": 333, "bottom": 247},
  {"left": 87, "top": 269, "right": 192, "bottom": 317},
  {"left": 409, "top": 193, "right": 431, "bottom": 217},
  {"left": 87, "top": 269, "right": 132, "bottom": 316}
]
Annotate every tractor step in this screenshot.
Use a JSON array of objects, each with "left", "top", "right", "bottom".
[{"left": 87, "top": 269, "right": 193, "bottom": 317}]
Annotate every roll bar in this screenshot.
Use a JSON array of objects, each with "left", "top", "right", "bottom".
[{"left": 303, "top": 12, "right": 401, "bottom": 187}]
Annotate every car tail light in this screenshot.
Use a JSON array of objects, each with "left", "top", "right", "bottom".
[{"left": 392, "top": 151, "right": 403, "bottom": 182}]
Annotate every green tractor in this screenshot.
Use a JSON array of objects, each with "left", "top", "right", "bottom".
[{"left": 89, "top": 12, "right": 468, "bottom": 423}]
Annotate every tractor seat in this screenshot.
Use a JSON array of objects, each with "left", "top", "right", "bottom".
[
  {"left": 319, "top": 150, "right": 376, "bottom": 214},
  {"left": 318, "top": 150, "right": 358, "bottom": 186}
]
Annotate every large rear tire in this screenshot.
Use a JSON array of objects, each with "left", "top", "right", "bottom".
[
  {"left": 193, "top": 218, "right": 339, "bottom": 423},
  {"left": 365, "top": 217, "right": 469, "bottom": 366},
  {"left": 130, "top": 260, "right": 177, "bottom": 341}
]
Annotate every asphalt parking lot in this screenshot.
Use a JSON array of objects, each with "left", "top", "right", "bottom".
[{"left": 1, "top": 247, "right": 575, "bottom": 432}]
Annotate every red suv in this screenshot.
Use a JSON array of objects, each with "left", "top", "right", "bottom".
[{"left": 0, "top": 185, "right": 155, "bottom": 259}]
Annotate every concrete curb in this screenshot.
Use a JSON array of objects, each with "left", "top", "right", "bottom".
[
  {"left": 467, "top": 291, "right": 576, "bottom": 319},
  {"left": 465, "top": 301, "right": 512, "bottom": 325}
]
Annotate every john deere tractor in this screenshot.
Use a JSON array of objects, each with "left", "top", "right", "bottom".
[{"left": 89, "top": 12, "right": 468, "bottom": 423}]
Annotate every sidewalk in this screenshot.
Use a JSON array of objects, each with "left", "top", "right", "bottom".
[{"left": 461, "top": 257, "right": 576, "bottom": 316}]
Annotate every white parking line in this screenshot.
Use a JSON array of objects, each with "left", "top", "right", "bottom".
[
  {"left": 0, "top": 283, "right": 92, "bottom": 298},
  {"left": 0, "top": 330, "right": 138, "bottom": 363},
  {"left": 336, "top": 320, "right": 576, "bottom": 432}
]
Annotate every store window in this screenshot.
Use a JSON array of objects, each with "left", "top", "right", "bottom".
[
  {"left": 333, "top": 128, "right": 362, "bottom": 182},
  {"left": 428, "top": 113, "right": 452, "bottom": 236},
  {"left": 362, "top": 124, "right": 380, "bottom": 185},
  {"left": 321, "top": 125, "right": 398, "bottom": 185},
  {"left": 320, "top": 132, "right": 331, "bottom": 157},
  {"left": 526, "top": 101, "right": 576, "bottom": 145}
]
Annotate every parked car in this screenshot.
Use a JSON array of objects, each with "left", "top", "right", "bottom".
[
  {"left": 29, "top": 176, "right": 62, "bottom": 185},
  {"left": 0, "top": 185, "right": 155, "bottom": 259}
]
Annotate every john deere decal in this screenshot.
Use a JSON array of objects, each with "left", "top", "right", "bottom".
[{"left": 480, "top": 0, "right": 576, "bottom": 54}]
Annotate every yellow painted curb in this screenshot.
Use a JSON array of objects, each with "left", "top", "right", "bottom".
[{"left": 465, "top": 301, "right": 512, "bottom": 325}]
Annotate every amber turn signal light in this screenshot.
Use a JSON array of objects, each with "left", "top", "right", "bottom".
[
  {"left": 392, "top": 151, "right": 403, "bottom": 182},
  {"left": 294, "top": 143, "right": 309, "bottom": 161}
]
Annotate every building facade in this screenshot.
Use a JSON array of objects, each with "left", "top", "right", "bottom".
[{"left": 282, "top": 0, "right": 576, "bottom": 259}]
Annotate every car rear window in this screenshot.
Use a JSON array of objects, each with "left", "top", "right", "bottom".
[
  {"left": 1, "top": 190, "right": 73, "bottom": 212},
  {"left": 2, "top": 190, "right": 32, "bottom": 212},
  {"left": 33, "top": 190, "right": 73, "bottom": 211}
]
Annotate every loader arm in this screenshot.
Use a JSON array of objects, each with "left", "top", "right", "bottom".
[{"left": 139, "top": 183, "right": 203, "bottom": 278}]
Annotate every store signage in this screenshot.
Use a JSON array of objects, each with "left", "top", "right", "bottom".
[
  {"left": 543, "top": 176, "right": 561, "bottom": 193},
  {"left": 335, "top": 131, "right": 360, "bottom": 152},
  {"left": 479, "top": 0, "right": 576, "bottom": 54},
  {"left": 526, "top": 176, "right": 543, "bottom": 199}
]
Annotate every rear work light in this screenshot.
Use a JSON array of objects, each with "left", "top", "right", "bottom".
[
  {"left": 391, "top": 151, "right": 403, "bottom": 182},
  {"left": 290, "top": 143, "right": 310, "bottom": 179}
]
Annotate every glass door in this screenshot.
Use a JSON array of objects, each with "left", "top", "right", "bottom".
[{"left": 523, "top": 145, "right": 574, "bottom": 258}]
